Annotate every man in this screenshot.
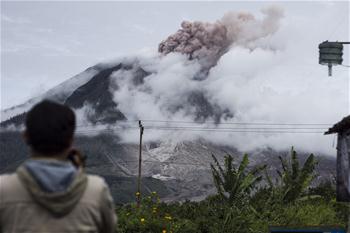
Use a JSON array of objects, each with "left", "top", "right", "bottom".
[{"left": 0, "top": 100, "right": 117, "bottom": 233}]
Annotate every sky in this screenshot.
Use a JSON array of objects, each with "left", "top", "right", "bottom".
[{"left": 1, "top": 1, "right": 349, "bottom": 110}]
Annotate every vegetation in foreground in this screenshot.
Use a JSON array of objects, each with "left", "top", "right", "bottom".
[{"left": 116, "top": 148, "right": 349, "bottom": 233}]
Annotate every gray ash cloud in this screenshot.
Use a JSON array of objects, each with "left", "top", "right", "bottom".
[{"left": 158, "top": 6, "right": 284, "bottom": 69}]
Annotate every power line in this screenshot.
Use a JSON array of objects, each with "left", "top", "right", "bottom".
[
  {"left": 75, "top": 120, "right": 334, "bottom": 130},
  {"left": 75, "top": 127, "right": 138, "bottom": 132},
  {"left": 75, "top": 128, "right": 325, "bottom": 135},
  {"left": 140, "top": 119, "right": 332, "bottom": 126},
  {"left": 76, "top": 126, "right": 328, "bottom": 131},
  {"left": 144, "top": 128, "right": 324, "bottom": 134},
  {"left": 75, "top": 128, "right": 325, "bottom": 134},
  {"left": 75, "top": 120, "right": 139, "bottom": 127},
  {"left": 74, "top": 119, "right": 332, "bottom": 135},
  {"left": 143, "top": 126, "right": 327, "bottom": 130},
  {"left": 76, "top": 121, "right": 333, "bottom": 128}
]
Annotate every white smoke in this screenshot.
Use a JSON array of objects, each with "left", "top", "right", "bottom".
[
  {"left": 111, "top": 51, "right": 205, "bottom": 143},
  {"left": 105, "top": 6, "right": 348, "bottom": 155},
  {"left": 222, "top": 6, "right": 284, "bottom": 46},
  {"left": 201, "top": 45, "right": 346, "bottom": 154}
]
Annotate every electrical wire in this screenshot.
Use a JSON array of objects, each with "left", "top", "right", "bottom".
[
  {"left": 75, "top": 128, "right": 325, "bottom": 134},
  {"left": 76, "top": 129, "right": 324, "bottom": 135},
  {"left": 76, "top": 120, "right": 139, "bottom": 127},
  {"left": 144, "top": 128, "right": 324, "bottom": 134},
  {"left": 73, "top": 119, "right": 333, "bottom": 135},
  {"left": 74, "top": 126, "right": 328, "bottom": 135},
  {"left": 140, "top": 119, "right": 332, "bottom": 126},
  {"left": 76, "top": 126, "right": 138, "bottom": 132},
  {"left": 143, "top": 126, "right": 327, "bottom": 130}
]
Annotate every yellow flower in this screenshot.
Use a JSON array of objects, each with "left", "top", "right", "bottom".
[
  {"left": 135, "top": 192, "right": 141, "bottom": 196},
  {"left": 162, "top": 230, "right": 166, "bottom": 233},
  {"left": 164, "top": 216, "right": 172, "bottom": 220},
  {"left": 140, "top": 218, "right": 145, "bottom": 223}
]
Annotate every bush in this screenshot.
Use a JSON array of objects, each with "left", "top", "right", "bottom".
[
  {"left": 116, "top": 149, "right": 348, "bottom": 232},
  {"left": 117, "top": 192, "right": 199, "bottom": 233}
]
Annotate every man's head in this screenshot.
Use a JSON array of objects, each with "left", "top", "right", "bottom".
[{"left": 25, "top": 100, "right": 76, "bottom": 156}]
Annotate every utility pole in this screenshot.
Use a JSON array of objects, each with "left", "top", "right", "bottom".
[{"left": 136, "top": 120, "right": 144, "bottom": 208}]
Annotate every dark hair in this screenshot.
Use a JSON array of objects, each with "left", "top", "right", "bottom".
[{"left": 25, "top": 100, "right": 76, "bottom": 155}]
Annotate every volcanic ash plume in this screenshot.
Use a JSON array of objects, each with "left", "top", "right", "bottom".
[
  {"left": 158, "top": 6, "right": 284, "bottom": 69},
  {"left": 158, "top": 21, "right": 229, "bottom": 69}
]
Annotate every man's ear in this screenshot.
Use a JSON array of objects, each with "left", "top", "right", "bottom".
[{"left": 69, "top": 137, "right": 74, "bottom": 148}]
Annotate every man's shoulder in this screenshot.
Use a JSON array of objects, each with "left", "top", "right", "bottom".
[
  {"left": 1, "top": 173, "right": 21, "bottom": 189},
  {"left": 86, "top": 174, "right": 109, "bottom": 190},
  {"left": 86, "top": 174, "right": 106, "bottom": 185},
  {"left": 82, "top": 174, "right": 109, "bottom": 202},
  {"left": 0, "top": 173, "right": 29, "bottom": 202}
]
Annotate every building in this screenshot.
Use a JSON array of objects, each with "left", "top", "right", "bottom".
[{"left": 325, "top": 115, "right": 350, "bottom": 202}]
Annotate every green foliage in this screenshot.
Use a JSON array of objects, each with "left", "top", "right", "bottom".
[
  {"left": 309, "top": 178, "right": 336, "bottom": 202},
  {"left": 116, "top": 148, "right": 348, "bottom": 232},
  {"left": 267, "top": 200, "right": 345, "bottom": 226},
  {"left": 117, "top": 192, "right": 202, "bottom": 233},
  {"left": 210, "top": 153, "right": 266, "bottom": 206},
  {"left": 270, "top": 147, "right": 318, "bottom": 203},
  {"left": 116, "top": 192, "right": 346, "bottom": 233}
]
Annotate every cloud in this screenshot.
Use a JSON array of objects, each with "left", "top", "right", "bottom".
[
  {"left": 104, "top": 6, "right": 347, "bottom": 155},
  {"left": 130, "top": 24, "right": 155, "bottom": 35},
  {"left": 1, "top": 14, "right": 31, "bottom": 24}
]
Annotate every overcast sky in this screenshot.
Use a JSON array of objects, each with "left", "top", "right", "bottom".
[{"left": 1, "top": 1, "right": 349, "bottom": 110}]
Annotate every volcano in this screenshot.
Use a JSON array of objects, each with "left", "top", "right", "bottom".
[{"left": 0, "top": 7, "right": 336, "bottom": 203}]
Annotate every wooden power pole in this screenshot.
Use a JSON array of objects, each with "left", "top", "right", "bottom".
[{"left": 136, "top": 120, "right": 144, "bottom": 208}]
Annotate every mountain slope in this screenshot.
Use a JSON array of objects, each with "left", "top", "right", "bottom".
[
  {"left": 0, "top": 7, "right": 336, "bottom": 203},
  {"left": 0, "top": 55, "right": 337, "bottom": 203}
]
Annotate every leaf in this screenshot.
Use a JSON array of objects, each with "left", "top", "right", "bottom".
[
  {"left": 291, "top": 147, "right": 299, "bottom": 180},
  {"left": 211, "top": 153, "right": 265, "bottom": 206}
]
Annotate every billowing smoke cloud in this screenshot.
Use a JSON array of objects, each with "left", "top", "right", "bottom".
[
  {"left": 158, "top": 6, "right": 284, "bottom": 69},
  {"left": 104, "top": 5, "right": 348, "bottom": 156}
]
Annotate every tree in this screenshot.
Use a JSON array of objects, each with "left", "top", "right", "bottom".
[
  {"left": 210, "top": 153, "right": 266, "bottom": 206},
  {"left": 276, "top": 147, "right": 318, "bottom": 203}
]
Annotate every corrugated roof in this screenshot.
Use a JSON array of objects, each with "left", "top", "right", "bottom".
[{"left": 324, "top": 115, "right": 350, "bottom": 134}]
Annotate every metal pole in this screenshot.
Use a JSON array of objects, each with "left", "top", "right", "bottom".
[
  {"left": 136, "top": 120, "right": 144, "bottom": 208},
  {"left": 328, "top": 64, "right": 332, "bottom": 77}
]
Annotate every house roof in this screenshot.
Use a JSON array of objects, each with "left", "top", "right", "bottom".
[{"left": 324, "top": 115, "right": 350, "bottom": 135}]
